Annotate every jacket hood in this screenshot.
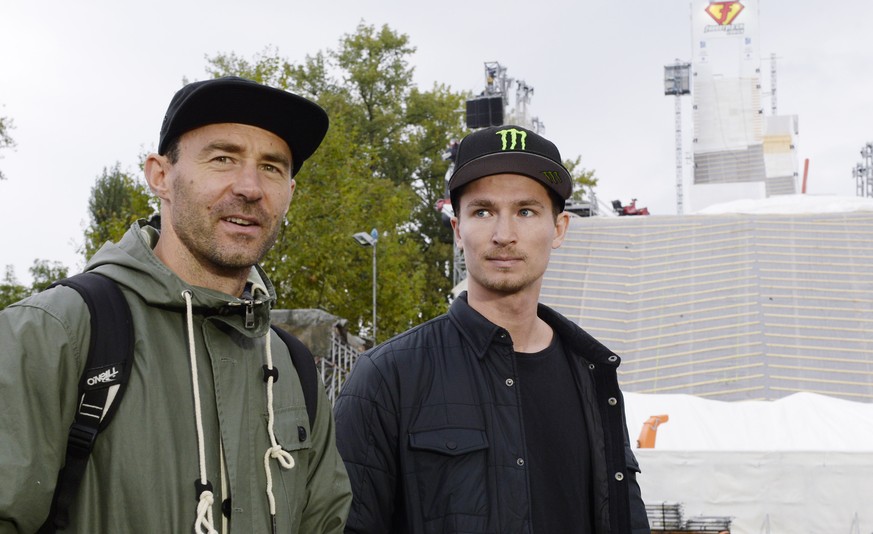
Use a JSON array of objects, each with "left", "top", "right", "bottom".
[{"left": 84, "top": 219, "right": 276, "bottom": 337}]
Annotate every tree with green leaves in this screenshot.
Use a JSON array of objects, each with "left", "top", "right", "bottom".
[
  {"left": 204, "top": 23, "right": 468, "bottom": 340},
  {"left": 0, "top": 113, "right": 15, "bottom": 181},
  {"left": 564, "top": 156, "right": 598, "bottom": 203},
  {"left": 82, "top": 163, "right": 155, "bottom": 260},
  {"left": 0, "top": 266, "right": 28, "bottom": 309},
  {"left": 0, "top": 260, "right": 70, "bottom": 310},
  {"left": 184, "top": 22, "right": 603, "bottom": 342},
  {"left": 28, "top": 259, "right": 69, "bottom": 294}
]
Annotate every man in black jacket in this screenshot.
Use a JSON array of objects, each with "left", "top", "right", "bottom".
[{"left": 335, "top": 125, "right": 649, "bottom": 534}]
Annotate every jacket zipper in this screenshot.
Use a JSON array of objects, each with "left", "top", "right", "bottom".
[
  {"left": 227, "top": 297, "right": 264, "bottom": 329},
  {"left": 244, "top": 299, "right": 255, "bottom": 329}
]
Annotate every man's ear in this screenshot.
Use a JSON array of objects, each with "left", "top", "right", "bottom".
[
  {"left": 144, "top": 153, "right": 171, "bottom": 201},
  {"left": 552, "top": 211, "right": 571, "bottom": 249},
  {"left": 450, "top": 215, "right": 462, "bottom": 250}
]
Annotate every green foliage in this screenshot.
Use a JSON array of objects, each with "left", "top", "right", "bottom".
[
  {"left": 205, "top": 23, "right": 468, "bottom": 340},
  {"left": 564, "top": 156, "right": 598, "bottom": 202},
  {"left": 83, "top": 163, "right": 155, "bottom": 259},
  {"left": 29, "top": 259, "right": 69, "bottom": 294},
  {"left": 0, "top": 112, "right": 15, "bottom": 181},
  {"left": 0, "top": 260, "right": 69, "bottom": 310},
  {"left": 0, "top": 265, "right": 28, "bottom": 309}
]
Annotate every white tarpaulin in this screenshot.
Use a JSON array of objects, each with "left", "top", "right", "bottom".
[
  {"left": 624, "top": 391, "right": 873, "bottom": 451},
  {"left": 624, "top": 392, "right": 873, "bottom": 532}
]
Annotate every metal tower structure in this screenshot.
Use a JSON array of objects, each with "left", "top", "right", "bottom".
[
  {"left": 770, "top": 53, "right": 778, "bottom": 115},
  {"left": 854, "top": 142, "right": 873, "bottom": 198},
  {"left": 483, "top": 61, "right": 511, "bottom": 103},
  {"left": 512, "top": 79, "right": 543, "bottom": 132},
  {"left": 664, "top": 61, "right": 691, "bottom": 214}
]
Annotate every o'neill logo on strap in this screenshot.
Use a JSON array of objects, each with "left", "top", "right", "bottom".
[
  {"left": 85, "top": 365, "right": 121, "bottom": 387},
  {"left": 705, "top": 1, "right": 744, "bottom": 25},
  {"left": 495, "top": 128, "right": 527, "bottom": 151}
]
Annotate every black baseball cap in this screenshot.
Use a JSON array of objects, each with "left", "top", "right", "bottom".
[
  {"left": 158, "top": 76, "right": 329, "bottom": 177},
  {"left": 448, "top": 125, "right": 572, "bottom": 205}
]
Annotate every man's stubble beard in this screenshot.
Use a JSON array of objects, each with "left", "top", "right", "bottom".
[{"left": 170, "top": 176, "right": 285, "bottom": 273}]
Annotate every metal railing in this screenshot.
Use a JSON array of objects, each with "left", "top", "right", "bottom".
[{"left": 319, "top": 326, "right": 361, "bottom": 405}]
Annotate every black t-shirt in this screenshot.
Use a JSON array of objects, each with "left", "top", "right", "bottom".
[{"left": 515, "top": 335, "right": 595, "bottom": 533}]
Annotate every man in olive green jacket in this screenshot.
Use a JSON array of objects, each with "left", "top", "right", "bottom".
[{"left": 0, "top": 77, "right": 351, "bottom": 533}]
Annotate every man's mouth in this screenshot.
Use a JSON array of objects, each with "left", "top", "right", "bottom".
[
  {"left": 223, "top": 216, "right": 257, "bottom": 227},
  {"left": 487, "top": 256, "right": 523, "bottom": 268},
  {"left": 486, "top": 252, "right": 523, "bottom": 261}
]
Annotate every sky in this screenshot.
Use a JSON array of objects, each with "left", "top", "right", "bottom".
[{"left": 2, "top": 0, "right": 872, "bottom": 285}]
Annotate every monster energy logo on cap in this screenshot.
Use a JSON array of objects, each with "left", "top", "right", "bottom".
[
  {"left": 448, "top": 124, "right": 573, "bottom": 202},
  {"left": 496, "top": 128, "right": 527, "bottom": 151}
]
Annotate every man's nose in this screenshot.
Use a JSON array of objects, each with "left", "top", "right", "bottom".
[
  {"left": 232, "top": 162, "right": 264, "bottom": 201},
  {"left": 492, "top": 215, "right": 518, "bottom": 245}
]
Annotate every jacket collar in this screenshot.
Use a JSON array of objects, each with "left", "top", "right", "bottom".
[
  {"left": 87, "top": 220, "right": 276, "bottom": 337},
  {"left": 538, "top": 303, "right": 621, "bottom": 366},
  {"left": 448, "top": 293, "right": 510, "bottom": 359},
  {"left": 448, "top": 291, "right": 620, "bottom": 367}
]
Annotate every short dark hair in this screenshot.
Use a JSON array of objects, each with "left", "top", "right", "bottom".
[
  {"left": 450, "top": 181, "right": 564, "bottom": 221},
  {"left": 162, "top": 136, "right": 181, "bottom": 164}
]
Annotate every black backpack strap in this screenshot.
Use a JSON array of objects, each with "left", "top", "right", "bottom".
[
  {"left": 270, "top": 325, "right": 319, "bottom": 429},
  {"left": 39, "top": 273, "right": 133, "bottom": 533}
]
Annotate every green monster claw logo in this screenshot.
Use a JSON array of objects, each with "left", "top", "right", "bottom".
[
  {"left": 496, "top": 128, "right": 527, "bottom": 150},
  {"left": 542, "top": 170, "right": 563, "bottom": 184}
]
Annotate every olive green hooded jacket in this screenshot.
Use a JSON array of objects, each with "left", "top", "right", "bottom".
[{"left": 0, "top": 221, "right": 351, "bottom": 533}]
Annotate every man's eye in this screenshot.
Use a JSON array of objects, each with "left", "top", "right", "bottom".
[
  {"left": 261, "top": 164, "right": 279, "bottom": 173},
  {"left": 213, "top": 156, "right": 232, "bottom": 164},
  {"left": 519, "top": 208, "right": 533, "bottom": 217},
  {"left": 474, "top": 209, "right": 490, "bottom": 218}
]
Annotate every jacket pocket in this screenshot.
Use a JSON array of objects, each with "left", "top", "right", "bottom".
[
  {"left": 271, "top": 405, "right": 313, "bottom": 455},
  {"left": 268, "top": 406, "right": 314, "bottom": 528},
  {"left": 408, "top": 427, "right": 489, "bottom": 521}
]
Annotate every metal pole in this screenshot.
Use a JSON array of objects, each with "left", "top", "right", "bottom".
[
  {"left": 371, "top": 241, "right": 377, "bottom": 344},
  {"left": 770, "top": 52, "right": 777, "bottom": 116},
  {"left": 665, "top": 61, "right": 690, "bottom": 215},
  {"left": 675, "top": 93, "right": 684, "bottom": 215},
  {"left": 865, "top": 143, "right": 873, "bottom": 198}
]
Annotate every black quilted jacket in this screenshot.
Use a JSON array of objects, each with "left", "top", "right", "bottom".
[{"left": 335, "top": 293, "right": 649, "bottom": 534}]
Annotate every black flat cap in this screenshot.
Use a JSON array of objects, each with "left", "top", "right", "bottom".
[{"left": 159, "top": 76, "right": 329, "bottom": 177}]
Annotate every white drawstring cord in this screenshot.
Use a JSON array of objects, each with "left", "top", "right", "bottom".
[
  {"left": 220, "top": 441, "right": 228, "bottom": 534},
  {"left": 195, "top": 492, "right": 216, "bottom": 534},
  {"left": 262, "top": 332, "right": 295, "bottom": 529},
  {"left": 184, "top": 290, "right": 218, "bottom": 534}
]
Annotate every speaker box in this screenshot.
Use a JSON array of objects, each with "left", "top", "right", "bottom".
[{"left": 465, "top": 96, "right": 504, "bottom": 129}]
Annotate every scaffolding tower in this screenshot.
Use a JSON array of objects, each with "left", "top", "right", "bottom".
[
  {"left": 483, "top": 61, "right": 511, "bottom": 102},
  {"left": 854, "top": 142, "right": 873, "bottom": 198}
]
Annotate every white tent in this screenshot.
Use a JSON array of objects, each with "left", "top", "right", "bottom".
[
  {"left": 693, "top": 194, "right": 873, "bottom": 215},
  {"left": 624, "top": 392, "right": 873, "bottom": 533}
]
